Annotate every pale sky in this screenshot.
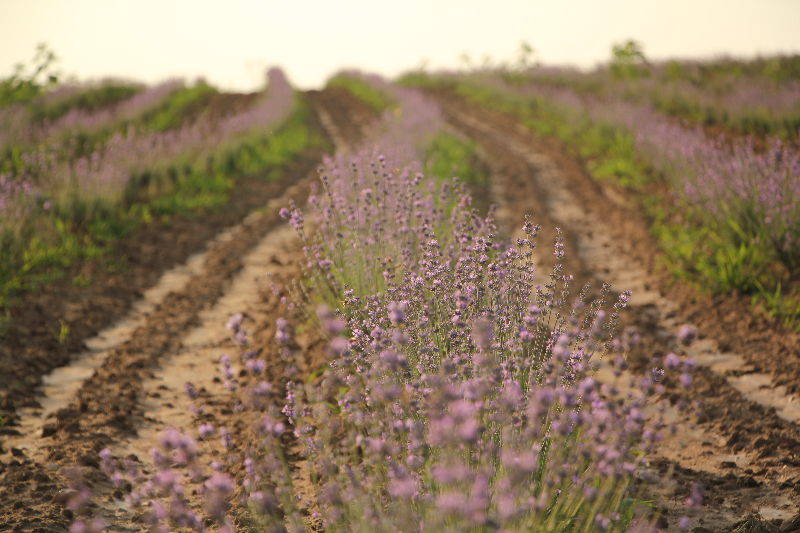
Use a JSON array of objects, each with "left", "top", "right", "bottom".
[{"left": 1, "top": 0, "right": 799, "bottom": 91}]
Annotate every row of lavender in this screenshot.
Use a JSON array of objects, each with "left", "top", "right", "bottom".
[
  {"left": 612, "top": 101, "right": 800, "bottom": 271},
  {"left": 449, "top": 73, "right": 800, "bottom": 291},
  {"left": 0, "top": 78, "right": 182, "bottom": 154},
  {"left": 0, "top": 69, "right": 300, "bottom": 310},
  {"left": 511, "top": 57, "right": 800, "bottom": 140},
  {"left": 79, "top": 77, "right": 699, "bottom": 532},
  {"left": 0, "top": 79, "right": 179, "bottom": 222},
  {"left": 560, "top": 81, "right": 798, "bottom": 271},
  {"left": 1, "top": 69, "right": 294, "bottom": 228}
]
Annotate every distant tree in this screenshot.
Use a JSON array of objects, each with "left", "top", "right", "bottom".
[
  {"left": 0, "top": 43, "right": 60, "bottom": 107},
  {"left": 459, "top": 51, "right": 474, "bottom": 72},
  {"left": 610, "top": 39, "right": 649, "bottom": 79},
  {"left": 516, "top": 40, "right": 540, "bottom": 71}
]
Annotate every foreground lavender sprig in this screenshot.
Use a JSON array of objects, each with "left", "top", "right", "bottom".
[{"left": 94, "top": 427, "right": 236, "bottom": 533}]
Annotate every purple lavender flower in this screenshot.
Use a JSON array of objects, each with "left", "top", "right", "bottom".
[
  {"left": 664, "top": 352, "right": 682, "bottom": 369},
  {"left": 249, "top": 490, "right": 280, "bottom": 516},
  {"left": 685, "top": 482, "right": 704, "bottom": 511},
  {"left": 204, "top": 472, "right": 234, "bottom": 518},
  {"left": 226, "top": 313, "right": 243, "bottom": 332},
  {"left": 218, "top": 427, "right": 233, "bottom": 449},
  {"left": 183, "top": 382, "right": 199, "bottom": 400},
  {"left": 246, "top": 358, "right": 267, "bottom": 374},
  {"left": 388, "top": 301, "right": 407, "bottom": 325},
  {"left": 388, "top": 477, "right": 418, "bottom": 498},
  {"left": 275, "top": 318, "right": 290, "bottom": 344},
  {"left": 437, "top": 492, "right": 469, "bottom": 514},
  {"left": 472, "top": 317, "right": 494, "bottom": 351},
  {"left": 251, "top": 381, "right": 273, "bottom": 396},
  {"left": 676, "top": 324, "right": 698, "bottom": 346},
  {"left": 329, "top": 336, "right": 350, "bottom": 355}
]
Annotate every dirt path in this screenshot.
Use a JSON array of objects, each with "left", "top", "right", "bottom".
[
  {"left": 424, "top": 87, "right": 800, "bottom": 532},
  {"left": 0, "top": 88, "right": 375, "bottom": 532}
]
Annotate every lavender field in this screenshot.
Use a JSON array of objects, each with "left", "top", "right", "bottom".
[{"left": 1, "top": 49, "right": 800, "bottom": 533}]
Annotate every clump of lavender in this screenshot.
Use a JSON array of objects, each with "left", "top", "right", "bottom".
[{"left": 264, "top": 132, "right": 665, "bottom": 530}]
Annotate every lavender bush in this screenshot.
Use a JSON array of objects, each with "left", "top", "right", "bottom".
[
  {"left": 270, "top": 155, "right": 657, "bottom": 532},
  {"left": 259, "top": 83, "right": 674, "bottom": 531}
]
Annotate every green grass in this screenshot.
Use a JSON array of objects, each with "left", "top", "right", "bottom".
[
  {"left": 424, "top": 133, "right": 486, "bottom": 187},
  {"left": 143, "top": 82, "right": 218, "bottom": 132},
  {"left": 325, "top": 73, "right": 395, "bottom": 113}
]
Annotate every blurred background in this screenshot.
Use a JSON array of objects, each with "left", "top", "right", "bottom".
[
  {"left": 2, "top": 0, "right": 800, "bottom": 90},
  {"left": 2, "top": 0, "right": 800, "bottom": 330}
]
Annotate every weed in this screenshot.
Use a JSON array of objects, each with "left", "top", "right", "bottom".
[
  {"left": 72, "top": 272, "right": 90, "bottom": 287},
  {"left": 58, "top": 319, "right": 69, "bottom": 344}
]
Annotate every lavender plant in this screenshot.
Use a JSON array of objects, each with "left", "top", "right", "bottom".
[
  {"left": 253, "top": 81, "right": 672, "bottom": 531},
  {"left": 265, "top": 147, "right": 664, "bottom": 531}
]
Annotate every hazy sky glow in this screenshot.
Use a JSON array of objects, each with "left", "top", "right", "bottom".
[{"left": 2, "top": 0, "right": 800, "bottom": 91}]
